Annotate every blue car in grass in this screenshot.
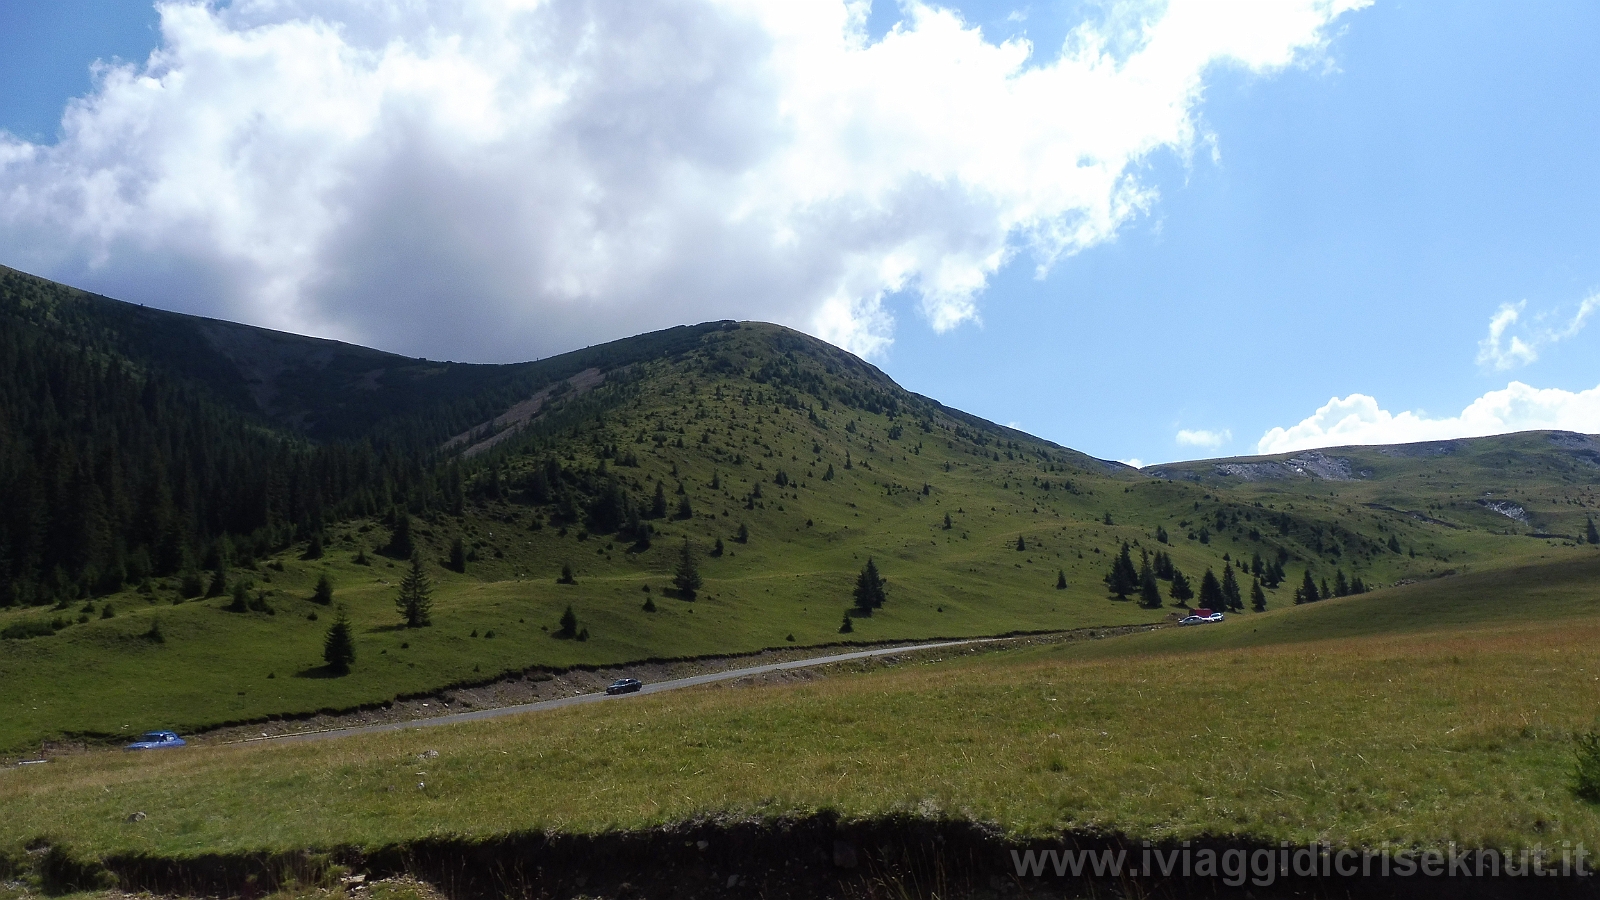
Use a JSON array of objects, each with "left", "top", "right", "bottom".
[{"left": 124, "top": 730, "right": 186, "bottom": 751}]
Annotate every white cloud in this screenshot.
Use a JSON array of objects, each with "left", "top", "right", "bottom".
[
  {"left": 1257, "top": 382, "right": 1600, "bottom": 454},
  {"left": 1176, "top": 428, "right": 1230, "bottom": 448},
  {"left": 1120, "top": 457, "right": 1145, "bottom": 469},
  {"left": 1476, "top": 294, "right": 1600, "bottom": 371},
  {"left": 0, "top": 0, "right": 1364, "bottom": 361}
]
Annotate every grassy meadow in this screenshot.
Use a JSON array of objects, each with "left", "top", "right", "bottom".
[{"left": 5, "top": 556, "right": 1600, "bottom": 863}]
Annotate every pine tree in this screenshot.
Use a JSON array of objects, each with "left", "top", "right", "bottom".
[
  {"left": 448, "top": 537, "right": 467, "bottom": 573},
  {"left": 651, "top": 482, "right": 668, "bottom": 518},
  {"left": 207, "top": 563, "right": 228, "bottom": 598},
  {"left": 1169, "top": 569, "right": 1194, "bottom": 605},
  {"left": 1221, "top": 563, "right": 1242, "bottom": 611},
  {"left": 558, "top": 562, "right": 576, "bottom": 584},
  {"left": 824, "top": 464, "right": 835, "bottom": 481},
  {"left": 1138, "top": 565, "right": 1162, "bottom": 609},
  {"left": 305, "top": 532, "right": 324, "bottom": 560},
  {"left": 1198, "top": 568, "right": 1224, "bottom": 611},
  {"left": 943, "top": 512, "right": 952, "bottom": 530},
  {"left": 713, "top": 537, "right": 725, "bottom": 557},
  {"left": 1056, "top": 569, "right": 1067, "bottom": 590},
  {"left": 1016, "top": 535, "right": 1026, "bottom": 552},
  {"left": 737, "top": 522, "right": 750, "bottom": 544},
  {"left": 853, "top": 557, "right": 887, "bottom": 610},
  {"left": 676, "top": 495, "right": 694, "bottom": 520},
  {"left": 322, "top": 606, "right": 355, "bottom": 675},
  {"left": 395, "top": 553, "right": 433, "bottom": 627},
  {"left": 1250, "top": 577, "right": 1267, "bottom": 612},
  {"left": 1388, "top": 535, "right": 1403, "bottom": 553},
  {"left": 1295, "top": 569, "right": 1320, "bottom": 604},
  {"left": 1155, "top": 525, "right": 1168, "bottom": 544},
  {"left": 1250, "top": 551, "right": 1263, "bottom": 577},
  {"left": 558, "top": 604, "right": 578, "bottom": 638},
  {"left": 1588, "top": 516, "right": 1599, "bottom": 545},
  {"left": 642, "top": 594, "right": 657, "bottom": 612},
  {"left": 1334, "top": 569, "right": 1350, "bottom": 598},
  {"left": 229, "top": 580, "right": 250, "bottom": 613},
  {"left": 312, "top": 573, "right": 334, "bottom": 605},
  {"left": 673, "top": 538, "right": 702, "bottom": 600},
  {"left": 1103, "top": 543, "right": 1138, "bottom": 599},
  {"left": 386, "top": 509, "right": 414, "bottom": 559},
  {"left": 839, "top": 611, "right": 854, "bottom": 633}
]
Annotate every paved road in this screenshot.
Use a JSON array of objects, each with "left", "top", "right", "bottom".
[{"left": 243, "top": 638, "right": 995, "bottom": 745}]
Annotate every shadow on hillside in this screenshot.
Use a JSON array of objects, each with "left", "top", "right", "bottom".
[{"left": 292, "top": 665, "right": 346, "bottom": 680}]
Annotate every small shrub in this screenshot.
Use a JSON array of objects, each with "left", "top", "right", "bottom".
[{"left": 1576, "top": 730, "right": 1600, "bottom": 801}]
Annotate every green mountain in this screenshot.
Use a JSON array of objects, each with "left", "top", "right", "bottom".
[{"left": 0, "top": 264, "right": 1596, "bottom": 751}]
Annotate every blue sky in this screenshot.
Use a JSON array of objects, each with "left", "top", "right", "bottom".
[{"left": 2, "top": 1, "right": 1598, "bottom": 464}]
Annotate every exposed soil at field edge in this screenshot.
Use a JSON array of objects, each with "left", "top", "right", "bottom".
[{"left": 17, "top": 814, "right": 1595, "bottom": 900}]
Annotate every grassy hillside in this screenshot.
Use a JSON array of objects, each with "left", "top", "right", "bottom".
[
  {"left": 2, "top": 267, "right": 1598, "bottom": 755},
  {"left": 6, "top": 559, "right": 1600, "bottom": 862}
]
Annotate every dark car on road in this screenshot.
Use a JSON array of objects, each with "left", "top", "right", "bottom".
[
  {"left": 124, "top": 730, "right": 186, "bottom": 751},
  {"left": 605, "top": 678, "right": 643, "bottom": 695}
]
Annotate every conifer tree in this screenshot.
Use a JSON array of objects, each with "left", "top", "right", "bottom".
[
  {"left": 673, "top": 538, "right": 702, "bottom": 599},
  {"left": 1334, "top": 569, "right": 1350, "bottom": 597},
  {"left": 651, "top": 482, "right": 668, "bottom": 518},
  {"left": 737, "top": 522, "right": 750, "bottom": 544},
  {"left": 1103, "top": 543, "right": 1139, "bottom": 600},
  {"left": 312, "top": 573, "right": 334, "bottom": 605},
  {"left": 228, "top": 581, "right": 249, "bottom": 613},
  {"left": 448, "top": 537, "right": 467, "bottom": 573},
  {"left": 322, "top": 606, "right": 355, "bottom": 675},
  {"left": 676, "top": 495, "right": 694, "bottom": 520},
  {"left": 1589, "top": 516, "right": 1599, "bottom": 545},
  {"left": 1056, "top": 569, "right": 1067, "bottom": 590},
  {"left": 395, "top": 553, "right": 433, "bottom": 627},
  {"left": 1016, "top": 535, "right": 1026, "bottom": 552},
  {"left": 1295, "top": 569, "right": 1320, "bottom": 604},
  {"left": 944, "top": 512, "right": 953, "bottom": 530},
  {"left": 558, "top": 562, "right": 576, "bottom": 584},
  {"left": 386, "top": 509, "right": 414, "bottom": 559},
  {"left": 1198, "top": 568, "right": 1224, "bottom": 610},
  {"left": 1221, "top": 563, "right": 1242, "bottom": 611},
  {"left": 558, "top": 604, "right": 578, "bottom": 638},
  {"left": 824, "top": 464, "right": 835, "bottom": 481},
  {"left": 853, "top": 557, "right": 887, "bottom": 610},
  {"left": 1155, "top": 525, "right": 1169, "bottom": 544},
  {"left": 207, "top": 563, "right": 228, "bottom": 598},
  {"left": 1388, "top": 535, "right": 1403, "bottom": 553},
  {"left": 1138, "top": 565, "right": 1162, "bottom": 609},
  {"left": 1250, "top": 577, "right": 1267, "bottom": 612},
  {"left": 305, "top": 532, "right": 324, "bottom": 560},
  {"left": 839, "top": 611, "right": 853, "bottom": 633},
  {"left": 1171, "top": 566, "right": 1196, "bottom": 602}
]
